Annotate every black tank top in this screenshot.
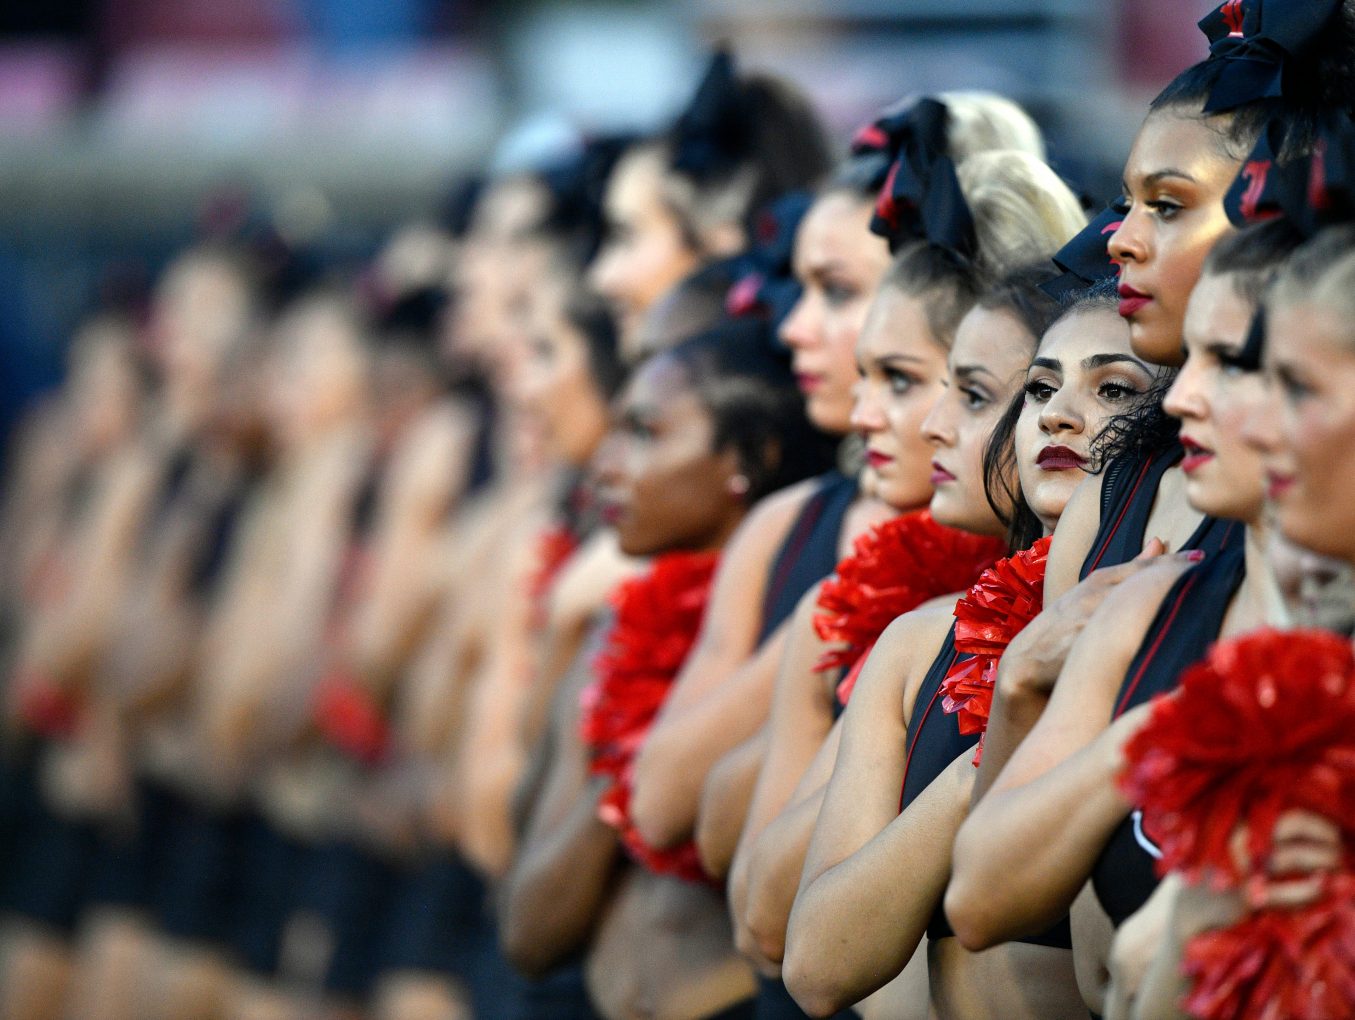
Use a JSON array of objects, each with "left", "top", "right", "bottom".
[
  {"left": 758, "top": 471, "right": 858, "bottom": 642},
  {"left": 1080, "top": 445, "right": 1235, "bottom": 580},
  {"left": 1090, "top": 538, "right": 1246, "bottom": 928}
]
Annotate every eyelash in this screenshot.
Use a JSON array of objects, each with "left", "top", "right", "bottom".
[
  {"left": 960, "top": 386, "right": 990, "bottom": 410},
  {"left": 1147, "top": 199, "right": 1183, "bottom": 220},
  {"left": 885, "top": 368, "right": 918, "bottom": 394},
  {"left": 1024, "top": 378, "right": 1142, "bottom": 403}
]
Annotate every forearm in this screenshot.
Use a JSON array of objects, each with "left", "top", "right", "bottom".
[
  {"left": 947, "top": 732, "right": 1129, "bottom": 950},
  {"left": 742, "top": 790, "right": 821, "bottom": 967},
  {"left": 696, "top": 732, "right": 765, "bottom": 880},
  {"left": 630, "top": 656, "right": 775, "bottom": 848},
  {"left": 500, "top": 776, "right": 622, "bottom": 978},
  {"left": 783, "top": 763, "right": 968, "bottom": 1016}
]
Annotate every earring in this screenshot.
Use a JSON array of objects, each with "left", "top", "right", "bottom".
[{"left": 727, "top": 474, "right": 750, "bottom": 497}]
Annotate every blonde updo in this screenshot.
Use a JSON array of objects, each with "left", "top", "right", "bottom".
[
  {"left": 958, "top": 150, "right": 1087, "bottom": 275},
  {"left": 937, "top": 90, "right": 1047, "bottom": 162}
]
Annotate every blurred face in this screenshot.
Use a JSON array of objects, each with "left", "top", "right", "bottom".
[
  {"left": 921, "top": 306, "right": 1033, "bottom": 537},
  {"left": 1163, "top": 272, "right": 1266, "bottom": 524},
  {"left": 1017, "top": 309, "right": 1155, "bottom": 532},
  {"left": 269, "top": 303, "right": 367, "bottom": 450},
  {"left": 781, "top": 192, "right": 892, "bottom": 434},
  {"left": 848, "top": 288, "right": 949, "bottom": 511},
  {"left": 593, "top": 355, "right": 744, "bottom": 558},
  {"left": 153, "top": 257, "right": 253, "bottom": 427},
  {"left": 1250, "top": 299, "right": 1355, "bottom": 562},
  {"left": 516, "top": 281, "right": 611, "bottom": 468},
  {"left": 448, "top": 178, "right": 548, "bottom": 369},
  {"left": 1108, "top": 110, "right": 1240, "bottom": 367},
  {"left": 589, "top": 148, "right": 700, "bottom": 356}
]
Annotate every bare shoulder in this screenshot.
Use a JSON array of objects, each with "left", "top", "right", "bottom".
[{"left": 847, "top": 602, "right": 958, "bottom": 720}]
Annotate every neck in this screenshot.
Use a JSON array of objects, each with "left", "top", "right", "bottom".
[{"left": 1238, "top": 513, "right": 1285, "bottom": 629}]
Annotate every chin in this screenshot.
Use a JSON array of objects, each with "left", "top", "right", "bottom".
[
  {"left": 1280, "top": 511, "right": 1355, "bottom": 567},
  {"left": 1128, "top": 320, "right": 1184, "bottom": 369}
]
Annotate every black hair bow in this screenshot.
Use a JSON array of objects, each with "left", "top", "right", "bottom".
[
  {"left": 1039, "top": 202, "right": 1124, "bottom": 299},
  {"left": 540, "top": 133, "right": 637, "bottom": 264},
  {"left": 857, "top": 98, "right": 977, "bottom": 257},
  {"left": 1197, "top": 0, "right": 1342, "bottom": 113},
  {"left": 725, "top": 190, "right": 813, "bottom": 329},
  {"left": 669, "top": 48, "right": 754, "bottom": 181},
  {"left": 1225, "top": 111, "right": 1355, "bottom": 234}
]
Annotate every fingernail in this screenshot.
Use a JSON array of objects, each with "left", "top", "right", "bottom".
[{"left": 1185, "top": 550, "right": 1206, "bottom": 562}]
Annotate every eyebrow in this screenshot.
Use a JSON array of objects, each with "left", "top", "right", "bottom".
[
  {"left": 1085, "top": 353, "right": 1149, "bottom": 371},
  {"left": 1123, "top": 168, "right": 1199, "bottom": 192},
  {"left": 953, "top": 364, "right": 998, "bottom": 383},
  {"left": 877, "top": 353, "right": 930, "bottom": 366}
]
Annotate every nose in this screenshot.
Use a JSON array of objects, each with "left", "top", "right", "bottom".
[
  {"left": 588, "top": 243, "right": 626, "bottom": 303},
  {"left": 1107, "top": 205, "right": 1148, "bottom": 266},
  {"left": 779, "top": 291, "right": 821, "bottom": 352},
  {"left": 591, "top": 428, "right": 628, "bottom": 485},
  {"left": 848, "top": 376, "right": 886, "bottom": 435},
  {"left": 1039, "top": 384, "right": 1086, "bottom": 437},
  {"left": 920, "top": 388, "right": 955, "bottom": 448},
  {"left": 1162, "top": 355, "right": 1206, "bottom": 421}
]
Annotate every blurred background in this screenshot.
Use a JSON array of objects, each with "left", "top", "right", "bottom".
[{"left": 0, "top": 0, "right": 1210, "bottom": 445}]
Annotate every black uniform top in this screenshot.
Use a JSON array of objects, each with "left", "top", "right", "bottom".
[
  {"left": 758, "top": 471, "right": 858, "bottom": 643},
  {"left": 898, "top": 624, "right": 1074, "bottom": 947},
  {"left": 1091, "top": 537, "right": 1246, "bottom": 928},
  {"left": 1080, "top": 445, "right": 1235, "bottom": 580}
]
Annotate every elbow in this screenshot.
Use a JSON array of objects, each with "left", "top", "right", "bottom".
[
  {"left": 629, "top": 742, "right": 687, "bottom": 849},
  {"left": 781, "top": 940, "right": 852, "bottom": 1019},
  {"left": 743, "top": 881, "right": 788, "bottom": 967},
  {"left": 498, "top": 892, "right": 575, "bottom": 980},
  {"left": 943, "top": 879, "right": 1005, "bottom": 952}
]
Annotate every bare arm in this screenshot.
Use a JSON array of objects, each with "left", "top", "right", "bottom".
[
  {"left": 779, "top": 608, "right": 959, "bottom": 1016},
  {"left": 945, "top": 565, "right": 1183, "bottom": 951},
  {"left": 737, "top": 719, "right": 844, "bottom": 970},
  {"left": 695, "top": 729, "right": 767, "bottom": 881},
  {"left": 499, "top": 639, "right": 622, "bottom": 978},
  {"left": 1041, "top": 468, "right": 1104, "bottom": 605}
]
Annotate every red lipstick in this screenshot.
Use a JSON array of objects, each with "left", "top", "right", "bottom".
[
  {"left": 794, "top": 373, "right": 822, "bottom": 394},
  {"left": 1179, "top": 437, "right": 1214, "bottom": 474},
  {"left": 1035, "top": 445, "right": 1088, "bottom": 471},
  {"left": 865, "top": 449, "right": 894, "bottom": 469},
  {"left": 930, "top": 460, "right": 956, "bottom": 486},
  {"left": 1117, "top": 283, "right": 1151, "bottom": 318}
]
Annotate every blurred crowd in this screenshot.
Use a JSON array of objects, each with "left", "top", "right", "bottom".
[{"left": 2, "top": 3, "right": 1355, "bottom": 1020}]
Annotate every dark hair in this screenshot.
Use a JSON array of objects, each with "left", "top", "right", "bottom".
[
  {"left": 564, "top": 287, "right": 627, "bottom": 401},
  {"left": 666, "top": 318, "right": 837, "bottom": 502},
  {"left": 636, "top": 258, "right": 742, "bottom": 361},
  {"left": 1150, "top": 2, "right": 1355, "bottom": 160},
  {"left": 658, "top": 73, "right": 833, "bottom": 253},
  {"left": 1202, "top": 217, "right": 1304, "bottom": 300},
  {"left": 880, "top": 242, "right": 987, "bottom": 348},
  {"left": 978, "top": 265, "right": 1064, "bottom": 551}
]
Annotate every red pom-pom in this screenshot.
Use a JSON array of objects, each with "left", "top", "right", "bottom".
[
  {"left": 1120, "top": 628, "right": 1355, "bottom": 1020},
  {"left": 1119, "top": 628, "right": 1355, "bottom": 885},
  {"left": 814, "top": 510, "right": 1004, "bottom": 683},
  {"left": 579, "top": 551, "right": 719, "bottom": 882},
  {"left": 313, "top": 669, "right": 391, "bottom": 765},
  {"left": 529, "top": 524, "right": 579, "bottom": 629},
  {"left": 1182, "top": 873, "right": 1355, "bottom": 1020},
  {"left": 939, "top": 536, "right": 1052, "bottom": 764}
]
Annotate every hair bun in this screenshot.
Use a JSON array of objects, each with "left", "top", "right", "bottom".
[
  {"left": 1197, "top": 0, "right": 1345, "bottom": 112},
  {"left": 668, "top": 48, "right": 755, "bottom": 180}
]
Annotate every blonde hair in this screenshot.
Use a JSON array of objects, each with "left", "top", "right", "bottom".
[
  {"left": 957, "top": 150, "right": 1086, "bottom": 275},
  {"left": 937, "top": 91, "right": 1046, "bottom": 162}
]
